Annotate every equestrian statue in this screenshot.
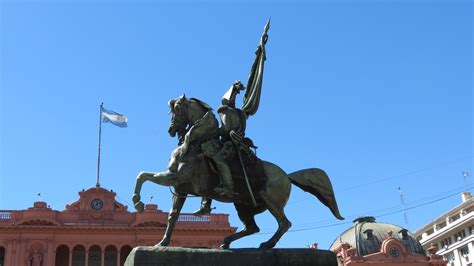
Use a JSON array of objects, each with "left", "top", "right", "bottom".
[{"left": 132, "top": 20, "right": 344, "bottom": 250}]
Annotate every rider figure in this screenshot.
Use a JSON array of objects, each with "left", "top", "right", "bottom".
[
  {"left": 193, "top": 20, "right": 269, "bottom": 215},
  {"left": 213, "top": 80, "right": 246, "bottom": 197},
  {"left": 193, "top": 80, "right": 246, "bottom": 215}
]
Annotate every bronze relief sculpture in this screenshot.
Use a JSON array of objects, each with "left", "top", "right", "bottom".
[{"left": 132, "top": 20, "right": 343, "bottom": 250}]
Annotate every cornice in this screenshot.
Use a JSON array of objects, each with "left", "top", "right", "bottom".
[{"left": 0, "top": 225, "right": 236, "bottom": 234}]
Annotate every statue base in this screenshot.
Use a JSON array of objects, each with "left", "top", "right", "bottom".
[{"left": 125, "top": 246, "right": 337, "bottom": 266}]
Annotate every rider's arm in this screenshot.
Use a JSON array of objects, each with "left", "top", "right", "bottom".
[{"left": 180, "top": 111, "right": 213, "bottom": 154}]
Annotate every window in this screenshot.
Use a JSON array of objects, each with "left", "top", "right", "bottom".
[
  {"left": 104, "top": 246, "right": 117, "bottom": 266},
  {"left": 441, "top": 237, "right": 453, "bottom": 248},
  {"left": 465, "top": 206, "right": 474, "bottom": 214},
  {"left": 120, "top": 246, "right": 133, "bottom": 266},
  {"left": 427, "top": 228, "right": 434, "bottom": 236},
  {"left": 445, "top": 251, "right": 455, "bottom": 261},
  {"left": 398, "top": 229, "right": 409, "bottom": 240},
  {"left": 454, "top": 230, "right": 467, "bottom": 241},
  {"left": 451, "top": 214, "right": 461, "bottom": 222},
  {"left": 469, "top": 225, "right": 473, "bottom": 235},
  {"left": 460, "top": 246, "right": 470, "bottom": 256},
  {"left": 364, "top": 229, "right": 374, "bottom": 239},
  {"left": 461, "top": 246, "right": 471, "bottom": 263},
  {"left": 0, "top": 246, "right": 5, "bottom": 266},
  {"left": 72, "top": 245, "right": 86, "bottom": 266},
  {"left": 88, "top": 245, "right": 101, "bottom": 266},
  {"left": 55, "top": 245, "right": 69, "bottom": 266}
]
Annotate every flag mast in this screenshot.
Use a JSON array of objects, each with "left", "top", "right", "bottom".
[{"left": 96, "top": 102, "right": 103, "bottom": 188}]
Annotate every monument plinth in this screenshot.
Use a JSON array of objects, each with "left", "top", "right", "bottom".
[{"left": 125, "top": 246, "right": 338, "bottom": 266}]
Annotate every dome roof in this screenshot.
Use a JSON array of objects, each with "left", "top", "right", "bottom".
[{"left": 330, "top": 216, "right": 425, "bottom": 257}]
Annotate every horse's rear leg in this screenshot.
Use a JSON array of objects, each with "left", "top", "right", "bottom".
[
  {"left": 157, "top": 191, "right": 187, "bottom": 247},
  {"left": 132, "top": 171, "right": 175, "bottom": 213},
  {"left": 258, "top": 191, "right": 292, "bottom": 249},
  {"left": 221, "top": 205, "right": 260, "bottom": 249}
]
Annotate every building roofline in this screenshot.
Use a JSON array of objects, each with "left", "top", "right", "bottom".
[{"left": 414, "top": 196, "right": 473, "bottom": 235}]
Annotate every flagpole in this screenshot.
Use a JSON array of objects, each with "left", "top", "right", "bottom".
[{"left": 96, "top": 102, "right": 103, "bottom": 188}]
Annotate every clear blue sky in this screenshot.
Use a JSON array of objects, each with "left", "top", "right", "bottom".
[{"left": 1, "top": 0, "right": 472, "bottom": 249}]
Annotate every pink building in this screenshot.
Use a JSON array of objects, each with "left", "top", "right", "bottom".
[
  {"left": 330, "top": 216, "right": 446, "bottom": 266},
  {"left": 0, "top": 185, "right": 236, "bottom": 266}
]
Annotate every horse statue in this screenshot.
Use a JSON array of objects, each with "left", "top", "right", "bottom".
[{"left": 132, "top": 95, "right": 344, "bottom": 249}]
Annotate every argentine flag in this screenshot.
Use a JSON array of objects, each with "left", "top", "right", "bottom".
[{"left": 101, "top": 106, "right": 128, "bottom": 128}]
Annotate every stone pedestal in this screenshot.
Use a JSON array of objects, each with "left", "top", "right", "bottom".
[{"left": 125, "top": 246, "right": 337, "bottom": 266}]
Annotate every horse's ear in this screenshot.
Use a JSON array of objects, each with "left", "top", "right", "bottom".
[{"left": 181, "top": 93, "right": 186, "bottom": 100}]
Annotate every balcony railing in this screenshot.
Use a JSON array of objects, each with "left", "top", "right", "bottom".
[
  {"left": 178, "top": 214, "right": 210, "bottom": 222},
  {"left": 0, "top": 211, "right": 12, "bottom": 221}
]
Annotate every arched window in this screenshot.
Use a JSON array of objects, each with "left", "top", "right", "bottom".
[
  {"left": 0, "top": 246, "right": 5, "bottom": 266},
  {"left": 120, "top": 245, "right": 133, "bottom": 265},
  {"left": 88, "top": 245, "right": 102, "bottom": 266},
  {"left": 72, "top": 245, "right": 86, "bottom": 266},
  {"left": 104, "top": 245, "right": 117, "bottom": 266},
  {"left": 55, "top": 245, "right": 69, "bottom": 266}
]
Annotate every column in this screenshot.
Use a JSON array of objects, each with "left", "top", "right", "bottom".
[
  {"left": 46, "top": 241, "right": 55, "bottom": 266},
  {"left": 68, "top": 247, "right": 72, "bottom": 266},
  {"left": 454, "top": 247, "right": 461, "bottom": 265},
  {"left": 85, "top": 250, "right": 89, "bottom": 266},
  {"left": 17, "top": 241, "right": 26, "bottom": 266},
  {"left": 4, "top": 241, "right": 13, "bottom": 266},
  {"left": 116, "top": 250, "right": 121, "bottom": 266},
  {"left": 101, "top": 248, "right": 105, "bottom": 266}
]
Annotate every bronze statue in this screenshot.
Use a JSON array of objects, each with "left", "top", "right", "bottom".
[{"left": 132, "top": 20, "right": 343, "bottom": 250}]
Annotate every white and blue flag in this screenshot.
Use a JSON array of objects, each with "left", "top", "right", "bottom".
[{"left": 101, "top": 106, "right": 128, "bottom": 128}]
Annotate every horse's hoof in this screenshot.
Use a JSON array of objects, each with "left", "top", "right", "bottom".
[
  {"left": 220, "top": 243, "right": 230, "bottom": 250},
  {"left": 258, "top": 242, "right": 274, "bottom": 250},
  {"left": 134, "top": 201, "right": 145, "bottom": 213},
  {"left": 192, "top": 206, "right": 212, "bottom": 216},
  {"left": 154, "top": 243, "right": 167, "bottom": 248},
  {"left": 132, "top": 194, "right": 141, "bottom": 203}
]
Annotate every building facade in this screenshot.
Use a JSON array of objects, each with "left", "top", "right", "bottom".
[
  {"left": 0, "top": 185, "right": 236, "bottom": 266},
  {"left": 414, "top": 192, "right": 474, "bottom": 266},
  {"left": 330, "top": 216, "right": 446, "bottom": 266}
]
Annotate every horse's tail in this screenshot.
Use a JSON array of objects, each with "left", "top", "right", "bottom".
[{"left": 288, "top": 168, "right": 344, "bottom": 220}]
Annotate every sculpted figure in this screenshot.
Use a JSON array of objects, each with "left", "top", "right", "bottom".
[
  {"left": 193, "top": 80, "right": 260, "bottom": 215},
  {"left": 214, "top": 80, "right": 246, "bottom": 197},
  {"left": 26, "top": 250, "right": 42, "bottom": 266},
  {"left": 132, "top": 20, "right": 344, "bottom": 249},
  {"left": 193, "top": 19, "right": 269, "bottom": 215}
]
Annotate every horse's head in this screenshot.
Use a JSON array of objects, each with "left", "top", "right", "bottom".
[{"left": 168, "top": 94, "right": 189, "bottom": 138}]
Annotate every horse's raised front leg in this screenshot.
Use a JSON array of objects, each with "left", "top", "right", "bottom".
[
  {"left": 156, "top": 191, "right": 187, "bottom": 246},
  {"left": 132, "top": 171, "right": 176, "bottom": 213}
]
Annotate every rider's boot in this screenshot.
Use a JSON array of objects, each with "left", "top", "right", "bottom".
[
  {"left": 214, "top": 162, "right": 234, "bottom": 198},
  {"left": 193, "top": 198, "right": 213, "bottom": 216}
]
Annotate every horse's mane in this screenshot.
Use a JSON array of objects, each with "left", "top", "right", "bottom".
[{"left": 189, "top": 98, "right": 213, "bottom": 111}]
